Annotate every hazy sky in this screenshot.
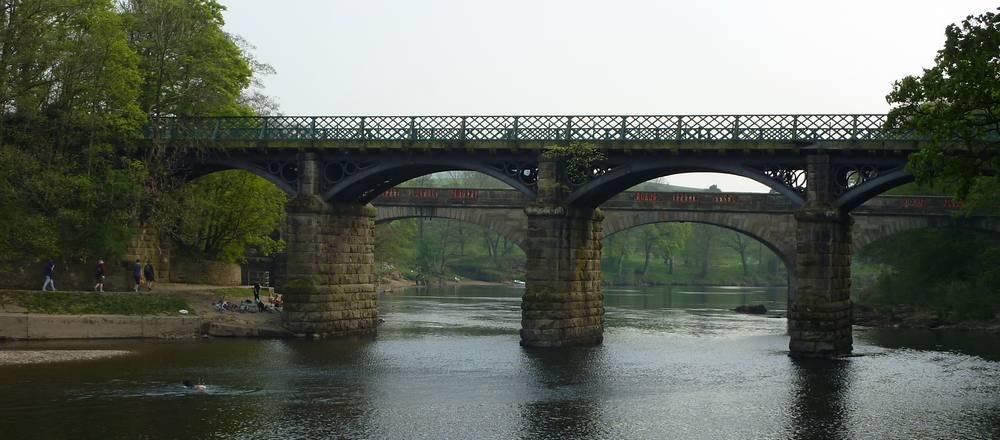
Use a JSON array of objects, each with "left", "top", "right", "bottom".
[{"left": 219, "top": 0, "right": 996, "bottom": 191}]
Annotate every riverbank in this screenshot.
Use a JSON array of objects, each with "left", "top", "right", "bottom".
[
  {"left": 853, "top": 304, "right": 1000, "bottom": 332},
  {"left": 0, "top": 285, "right": 290, "bottom": 341}
]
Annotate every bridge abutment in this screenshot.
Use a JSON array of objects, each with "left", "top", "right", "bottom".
[
  {"left": 789, "top": 154, "right": 853, "bottom": 358},
  {"left": 521, "top": 160, "right": 604, "bottom": 347},
  {"left": 280, "top": 154, "right": 378, "bottom": 336}
]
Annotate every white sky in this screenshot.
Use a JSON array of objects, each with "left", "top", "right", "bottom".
[{"left": 220, "top": 0, "right": 996, "bottom": 191}]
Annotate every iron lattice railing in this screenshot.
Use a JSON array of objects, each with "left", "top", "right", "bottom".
[{"left": 144, "top": 114, "right": 913, "bottom": 142}]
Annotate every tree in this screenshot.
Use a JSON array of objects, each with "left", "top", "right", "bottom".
[
  {"left": 171, "top": 170, "right": 286, "bottom": 262},
  {"left": 723, "top": 231, "right": 751, "bottom": 277},
  {"left": 121, "top": 0, "right": 252, "bottom": 118},
  {"left": 0, "top": 0, "right": 145, "bottom": 268},
  {"left": 886, "top": 8, "right": 1000, "bottom": 199}
]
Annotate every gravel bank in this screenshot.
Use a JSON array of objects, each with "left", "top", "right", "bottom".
[{"left": 0, "top": 349, "right": 131, "bottom": 365}]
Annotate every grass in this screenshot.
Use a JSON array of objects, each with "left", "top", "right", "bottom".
[{"left": 0, "top": 291, "right": 191, "bottom": 316}]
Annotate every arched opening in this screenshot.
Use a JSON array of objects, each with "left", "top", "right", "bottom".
[
  {"left": 323, "top": 159, "right": 538, "bottom": 203},
  {"left": 600, "top": 221, "right": 791, "bottom": 315},
  {"left": 568, "top": 162, "right": 805, "bottom": 207},
  {"left": 375, "top": 217, "right": 526, "bottom": 286},
  {"left": 373, "top": 172, "right": 527, "bottom": 287},
  {"left": 647, "top": 173, "right": 772, "bottom": 193},
  {"left": 853, "top": 227, "right": 1000, "bottom": 323},
  {"left": 170, "top": 169, "right": 289, "bottom": 286}
]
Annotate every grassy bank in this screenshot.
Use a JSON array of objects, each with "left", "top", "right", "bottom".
[{"left": 0, "top": 291, "right": 191, "bottom": 316}]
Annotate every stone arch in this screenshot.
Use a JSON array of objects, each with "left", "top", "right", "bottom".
[
  {"left": 375, "top": 206, "right": 527, "bottom": 250},
  {"left": 853, "top": 215, "right": 1000, "bottom": 251},
  {"left": 566, "top": 158, "right": 806, "bottom": 208},
  {"left": 601, "top": 210, "right": 797, "bottom": 269},
  {"left": 324, "top": 157, "right": 537, "bottom": 203}
]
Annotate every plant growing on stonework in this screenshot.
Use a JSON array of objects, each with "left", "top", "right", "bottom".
[{"left": 542, "top": 143, "right": 607, "bottom": 185}]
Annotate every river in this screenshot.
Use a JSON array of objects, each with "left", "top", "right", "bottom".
[{"left": 1, "top": 285, "right": 998, "bottom": 439}]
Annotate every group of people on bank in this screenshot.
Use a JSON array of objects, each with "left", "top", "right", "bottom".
[{"left": 40, "top": 258, "right": 155, "bottom": 292}]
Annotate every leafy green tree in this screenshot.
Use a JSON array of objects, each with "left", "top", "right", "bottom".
[
  {"left": 0, "top": 0, "right": 145, "bottom": 268},
  {"left": 170, "top": 170, "right": 286, "bottom": 262},
  {"left": 886, "top": 8, "right": 1000, "bottom": 199},
  {"left": 121, "top": 0, "right": 252, "bottom": 118}
]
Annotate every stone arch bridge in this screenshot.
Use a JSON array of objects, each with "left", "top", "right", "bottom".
[
  {"left": 147, "top": 113, "right": 990, "bottom": 358},
  {"left": 372, "top": 188, "right": 1000, "bottom": 269}
]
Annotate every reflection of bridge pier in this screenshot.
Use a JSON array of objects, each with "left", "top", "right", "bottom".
[{"left": 158, "top": 114, "right": 1000, "bottom": 357}]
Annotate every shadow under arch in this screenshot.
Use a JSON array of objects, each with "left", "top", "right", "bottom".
[
  {"left": 835, "top": 167, "right": 913, "bottom": 212},
  {"left": 602, "top": 217, "right": 794, "bottom": 272},
  {"left": 853, "top": 216, "right": 1000, "bottom": 253},
  {"left": 186, "top": 158, "right": 299, "bottom": 195},
  {"left": 566, "top": 159, "right": 806, "bottom": 208}
]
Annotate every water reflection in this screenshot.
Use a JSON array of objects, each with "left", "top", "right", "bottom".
[
  {"left": 1, "top": 285, "right": 998, "bottom": 439},
  {"left": 785, "top": 358, "right": 851, "bottom": 440},
  {"left": 519, "top": 347, "right": 608, "bottom": 439},
  {"left": 269, "top": 338, "right": 376, "bottom": 439}
]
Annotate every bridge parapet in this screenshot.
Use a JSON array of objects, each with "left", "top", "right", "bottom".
[{"left": 145, "top": 114, "right": 919, "bottom": 145}]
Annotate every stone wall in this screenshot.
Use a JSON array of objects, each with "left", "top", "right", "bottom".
[
  {"left": 169, "top": 259, "right": 241, "bottom": 286},
  {"left": 123, "top": 225, "right": 171, "bottom": 283}
]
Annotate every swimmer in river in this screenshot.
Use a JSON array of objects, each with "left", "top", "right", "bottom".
[{"left": 182, "top": 380, "right": 206, "bottom": 391}]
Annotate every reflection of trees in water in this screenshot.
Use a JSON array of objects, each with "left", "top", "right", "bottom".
[
  {"left": 519, "top": 348, "right": 609, "bottom": 440},
  {"left": 785, "top": 358, "right": 851, "bottom": 440}
]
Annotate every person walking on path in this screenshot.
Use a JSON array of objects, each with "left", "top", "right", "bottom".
[
  {"left": 143, "top": 261, "right": 155, "bottom": 291},
  {"left": 41, "top": 260, "right": 56, "bottom": 291},
  {"left": 132, "top": 259, "right": 142, "bottom": 292},
  {"left": 94, "top": 259, "right": 107, "bottom": 292}
]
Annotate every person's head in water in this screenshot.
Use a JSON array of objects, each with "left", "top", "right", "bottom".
[{"left": 183, "top": 380, "right": 206, "bottom": 391}]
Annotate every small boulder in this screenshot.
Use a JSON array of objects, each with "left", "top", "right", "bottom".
[{"left": 734, "top": 304, "right": 767, "bottom": 314}]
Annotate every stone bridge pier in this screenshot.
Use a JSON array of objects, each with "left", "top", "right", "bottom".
[
  {"left": 789, "top": 154, "right": 853, "bottom": 358},
  {"left": 280, "top": 153, "right": 378, "bottom": 336},
  {"left": 521, "top": 160, "right": 604, "bottom": 347}
]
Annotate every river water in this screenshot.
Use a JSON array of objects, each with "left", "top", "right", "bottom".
[{"left": 1, "top": 285, "right": 999, "bottom": 439}]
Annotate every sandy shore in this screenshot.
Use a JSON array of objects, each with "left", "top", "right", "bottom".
[{"left": 0, "top": 349, "right": 131, "bottom": 365}]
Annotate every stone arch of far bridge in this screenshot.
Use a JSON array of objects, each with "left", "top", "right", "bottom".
[
  {"left": 375, "top": 207, "right": 528, "bottom": 251},
  {"left": 566, "top": 159, "right": 807, "bottom": 208},
  {"left": 601, "top": 210, "right": 797, "bottom": 271},
  {"left": 853, "top": 215, "right": 1000, "bottom": 252}
]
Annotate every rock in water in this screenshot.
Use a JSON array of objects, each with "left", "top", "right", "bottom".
[{"left": 734, "top": 304, "right": 767, "bottom": 314}]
